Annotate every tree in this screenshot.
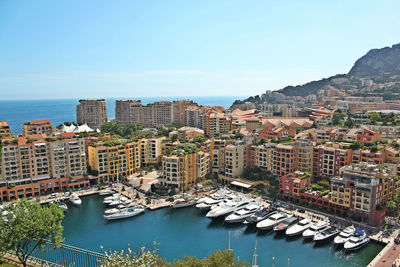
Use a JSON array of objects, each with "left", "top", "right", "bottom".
[
  {"left": 100, "top": 247, "right": 249, "bottom": 267},
  {"left": 385, "top": 200, "right": 397, "bottom": 217},
  {"left": 0, "top": 199, "right": 64, "bottom": 267}
]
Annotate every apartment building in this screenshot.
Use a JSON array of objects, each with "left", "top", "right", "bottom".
[
  {"left": 161, "top": 146, "right": 210, "bottom": 191},
  {"left": 352, "top": 149, "right": 386, "bottom": 165},
  {"left": 294, "top": 139, "right": 314, "bottom": 175},
  {"left": 224, "top": 145, "right": 245, "bottom": 178},
  {"left": 206, "top": 112, "right": 232, "bottom": 137},
  {"left": 76, "top": 99, "right": 108, "bottom": 130},
  {"left": 0, "top": 121, "right": 11, "bottom": 139},
  {"left": 115, "top": 100, "right": 142, "bottom": 125},
  {"left": 273, "top": 144, "right": 296, "bottom": 177},
  {"left": 312, "top": 144, "right": 352, "bottom": 179},
  {"left": 210, "top": 139, "right": 226, "bottom": 175},
  {"left": 254, "top": 143, "right": 276, "bottom": 172},
  {"left": 22, "top": 120, "right": 54, "bottom": 137},
  {"left": 172, "top": 100, "right": 196, "bottom": 126},
  {"left": 48, "top": 136, "right": 87, "bottom": 178},
  {"left": 344, "top": 127, "right": 381, "bottom": 144},
  {"left": 279, "top": 171, "right": 311, "bottom": 197},
  {"left": 1, "top": 134, "right": 87, "bottom": 182},
  {"left": 259, "top": 125, "right": 296, "bottom": 140},
  {"left": 88, "top": 140, "right": 141, "bottom": 184},
  {"left": 140, "top": 137, "right": 163, "bottom": 165},
  {"left": 330, "top": 164, "right": 400, "bottom": 225}
]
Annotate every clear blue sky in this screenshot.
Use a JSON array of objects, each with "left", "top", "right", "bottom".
[{"left": 0, "top": 0, "right": 399, "bottom": 100}]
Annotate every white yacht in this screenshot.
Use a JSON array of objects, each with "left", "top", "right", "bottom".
[
  {"left": 196, "top": 196, "right": 227, "bottom": 211},
  {"left": 313, "top": 227, "right": 339, "bottom": 242},
  {"left": 334, "top": 225, "right": 356, "bottom": 245},
  {"left": 302, "top": 220, "right": 330, "bottom": 239},
  {"left": 206, "top": 200, "right": 250, "bottom": 218},
  {"left": 69, "top": 193, "right": 82, "bottom": 206},
  {"left": 273, "top": 216, "right": 298, "bottom": 232},
  {"left": 104, "top": 207, "right": 145, "bottom": 221},
  {"left": 344, "top": 230, "right": 370, "bottom": 251},
  {"left": 243, "top": 208, "right": 277, "bottom": 225},
  {"left": 286, "top": 218, "right": 311, "bottom": 236},
  {"left": 256, "top": 212, "right": 289, "bottom": 230},
  {"left": 55, "top": 200, "right": 68, "bottom": 210},
  {"left": 99, "top": 189, "right": 114, "bottom": 196},
  {"left": 172, "top": 198, "right": 197, "bottom": 208},
  {"left": 225, "top": 203, "right": 260, "bottom": 223},
  {"left": 104, "top": 208, "right": 120, "bottom": 215}
]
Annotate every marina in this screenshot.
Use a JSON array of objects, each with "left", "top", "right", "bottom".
[{"left": 61, "top": 193, "right": 384, "bottom": 266}]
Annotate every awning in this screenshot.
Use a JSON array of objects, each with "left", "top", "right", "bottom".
[{"left": 231, "top": 181, "right": 252, "bottom": 189}]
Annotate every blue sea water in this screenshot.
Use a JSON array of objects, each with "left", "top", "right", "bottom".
[
  {"left": 0, "top": 96, "right": 246, "bottom": 134},
  {"left": 62, "top": 195, "right": 383, "bottom": 267}
]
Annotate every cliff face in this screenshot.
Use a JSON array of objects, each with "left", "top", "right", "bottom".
[{"left": 348, "top": 43, "right": 400, "bottom": 77}]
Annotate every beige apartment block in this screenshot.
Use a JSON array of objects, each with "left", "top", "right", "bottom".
[
  {"left": 224, "top": 144, "right": 245, "bottom": 178},
  {"left": 0, "top": 121, "right": 11, "bottom": 139},
  {"left": 22, "top": 120, "right": 54, "bottom": 137},
  {"left": 76, "top": 99, "right": 108, "bottom": 130}
]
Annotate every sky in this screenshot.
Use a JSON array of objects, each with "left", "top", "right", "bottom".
[{"left": 0, "top": 0, "right": 399, "bottom": 100}]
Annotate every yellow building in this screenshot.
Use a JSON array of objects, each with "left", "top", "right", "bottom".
[
  {"left": 139, "top": 137, "right": 163, "bottom": 165},
  {"left": 161, "top": 145, "right": 210, "bottom": 191},
  {"left": 0, "top": 121, "right": 11, "bottom": 139},
  {"left": 88, "top": 140, "right": 140, "bottom": 184}
]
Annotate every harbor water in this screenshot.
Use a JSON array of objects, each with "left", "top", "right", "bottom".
[{"left": 62, "top": 195, "right": 383, "bottom": 266}]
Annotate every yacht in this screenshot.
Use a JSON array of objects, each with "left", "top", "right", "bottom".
[
  {"left": 344, "top": 230, "right": 370, "bottom": 251},
  {"left": 286, "top": 218, "right": 311, "bottom": 236},
  {"left": 273, "top": 216, "right": 298, "bottom": 232},
  {"left": 172, "top": 198, "right": 197, "bottom": 208},
  {"left": 104, "top": 208, "right": 120, "bottom": 215},
  {"left": 334, "top": 225, "right": 356, "bottom": 245},
  {"left": 196, "top": 196, "right": 227, "bottom": 211},
  {"left": 256, "top": 212, "right": 289, "bottom": 230},
  {"left": 225, "top": 204, "right": 260, "bottom": 223},
  {"left": 206, "top": 200, "right": 250, "bottom": 218},
  {"left": 313, "top": 227, "right": 339, "bottom": 242},
  {"left": 69, "top": 193, "right": 82, "bottom": 206},
  {"left": 243, "top": 208, "right": 277, "bottom": 225},
  {"left": 302, "top": 220, "right": 330, "bottom": 239},
  {"left": 99, "top": 189, "right": 114, "bottom": 196},
  {"left": 104, "top": 206, "right": 145, "bottom": 221},
  {"left": 55, "top": 200, "right": 68, "bottom": 210}
]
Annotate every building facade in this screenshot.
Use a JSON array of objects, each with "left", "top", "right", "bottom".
[{"left": 76, "top": 99, "right": 108, "bottom": 130}]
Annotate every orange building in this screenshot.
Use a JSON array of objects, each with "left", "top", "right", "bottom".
[
  {"left": 0, "top": 121, "right": 11, "bottom": 139},
  {"left": 22, "top": 120, "right": 54, "bottom": 137}
]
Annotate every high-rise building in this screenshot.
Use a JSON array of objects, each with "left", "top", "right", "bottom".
[
  {"left": 22, "top": 120, "right": 54, "bottom": 137},
  {"left": 0, "top": 121, "right": 11, "bottom": 139},
  {"left": 88, "top": 140, "right": 141, "bottom": 184},
  {"left": 172, "top": 100, "right": 196, "bottom": 126},
  {"left": 224, "top": 144, "right": 245, "bottom": 177},
  {"left": 76, "top": 99, "right": 107, "bottom": 130},
  {"left": 115, "top": 100, "right": 142, "bottom": 125}
]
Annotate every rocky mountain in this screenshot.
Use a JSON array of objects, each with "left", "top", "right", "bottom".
[
  {"left": 232, "top": 43, "right": 400, "bottom": 107},
  {"left": 349, "top": 43, "right": 400, "bottom": 77}
]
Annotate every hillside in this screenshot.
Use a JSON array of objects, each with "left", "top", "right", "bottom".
[{"left": 233, "top": 42, "right": 400, "bottom": 106}]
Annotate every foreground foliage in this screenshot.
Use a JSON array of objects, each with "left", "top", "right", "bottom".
[
  {"left": 100, "top": 247, "right": 249, "bottom": 267},
  {"left": 0, "top": 199, "right": 64, "bottom": 267}
]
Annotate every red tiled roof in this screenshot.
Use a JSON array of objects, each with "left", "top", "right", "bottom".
[
  {"left": 28, "top": 134, "right": 47, "bottom": 140},
  {"left": 29, "top": 120, "right": 51, "bottom": 124},
  {"left": 62, "top": 132, "right": 77, "bottom": 138}
]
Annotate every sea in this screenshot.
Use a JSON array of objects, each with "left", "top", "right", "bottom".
[
  {"left": 0, "top": 96, "right": 245, "bottom": 134},
  {"left": 62, "top": 195, "right": 383, "bottom": 266}
]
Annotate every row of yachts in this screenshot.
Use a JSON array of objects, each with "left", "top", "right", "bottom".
[
  {"left": 101, "top": 190, "right": 145, "bottom": 221},
  {"left": 195, "top": 189, "right": 370, "bottom": 251}
]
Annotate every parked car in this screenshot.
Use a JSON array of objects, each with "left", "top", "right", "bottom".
[{"left": 50, "top": 193, "right": 58, "bottom": 198}]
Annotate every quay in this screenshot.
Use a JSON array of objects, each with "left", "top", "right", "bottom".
[{"left": 368, "top": 229, "right": 400, "bottom": 267}]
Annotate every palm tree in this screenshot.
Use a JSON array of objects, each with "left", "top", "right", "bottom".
[{"left": 385, "top": 200, "right": 397, "bottom": 217}]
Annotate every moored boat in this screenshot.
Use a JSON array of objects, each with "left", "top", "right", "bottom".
[
  {"left": 69, "top": 193, "right": 82, "bottom": 206},
  {"left": 334, "top": 225, "right": 356, "bottom": 245},
  {"left": 256, "top": 212, "right": 289, "bottom": 230},
  {"left": 172, "top": 198, "right": 197, "bottom": 208},
  {"left": 206, "top": 200, "right": 250, "bottom": 218},
  {"left": 225, "top": 203, "right": 260, "bottom": 223},
  {"left": 273, "top": 216, "right": 298, "bottom": 232},
  {"left": 302, "top": 220, "right": 330, "bottom": 239},
  {"left": 286, "top": 218, "right": 311, "bottom": 236},
  {"left": 344, "top": 230, "right": 370, "bottom": 251},
  {"left": 313, "top": 226, "right": 339, "bottom": 242},
  {"left": 243, "top": 208, "right": 277, "bottom": 225},
  {"left": 104, "top": 207, "right": 145, "bottom": 220},
  {"left": 55, "top": 200, "right": 68, "bottom": 210},
  {"left": 99, "top": 189, "right": 114, "bottom": 196}
]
